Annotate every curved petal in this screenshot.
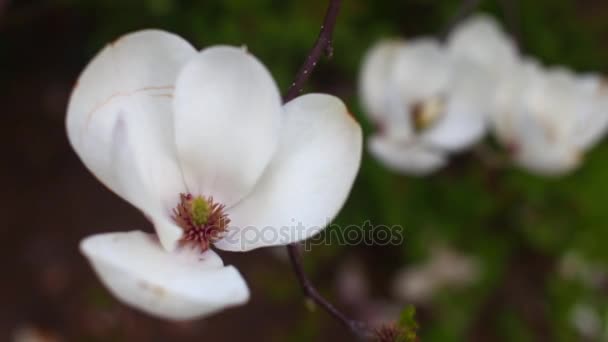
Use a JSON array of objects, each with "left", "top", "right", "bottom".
[
  {"left": 214, "top": 94, "right": 362, "bottom": 252},
  {"left": 420, "top": 59, "right": 491, "bottom": 151},
  {"left": 447, "top": 14, "right": 518, "bottom": 76},
  {"left": 173, "top": 46, "right": 282, "bottom": 207},
  {"left": 515, "top": 144, "right": 581, "bottom": 176},
  {"left": 67, "top": 29, "right": 196, "bottom": 190},
  {"left": 109, "top": 110, "right": 185, "bottom": 251},
  {"left": 420, "top": 104, "right": 486, "bottom": 151},
  {"left": 573, "top": 75, "right": 608, "bottom": 150},
  {"left": 359, "top": 39, "right": 406, "bottom": 122},
  {"left": 66, "top": 30, "right": 196, "bottom": 250},
  {"left": 491, "top": 58, "right": 543, "bottom": 143},
  {"left": 509, "top": 90, "right": 582, "bottom": 176},
  {"left": 80, "top": 231, "right": 250, "bottom": 321},
  {"left": 368, "top": 135, "right": 447, "bottom": 175},
  {"left": 393, "top": 38, "right": 450, "bottom": 101}
]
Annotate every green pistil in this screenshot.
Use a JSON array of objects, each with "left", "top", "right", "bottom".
[{"left": 191, "top": 196, "right": 210, "bottom": 226}]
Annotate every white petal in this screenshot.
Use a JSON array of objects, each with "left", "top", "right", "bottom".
[
  {"left": 80, "top": 231, "right": 250, "bottom": 321},
  {"left": 173, "top": 46, "right": 282, "bottom": 207},
  {"left": 380, "top": 89, "right": 415, "bottom": 140},
  {"left": 420, "top": 59, "right": 490, "bottom": 151},
  {"left": 515, "top": 144, "right": 581, "bottom": 176},
  {"left": 510, "top": 93, "right": 581, "bottom": 176},
  {"left": 420, "top": 103, "right": 486, "bottom": 151},
  {"left": 108, "top": 101, "right": 190, "bottom": 251},
  {"left": 359, "top": 39, "right": 406, "bottom": 122},
  {"left": 214, "top": 94, "right": 362, "bottom": 251},
  {"left": 447, "top": 14, "right": 519, "bottom": 77},
  {"left": 572, "top": 75, "right": 608, "bottom": 150},
  {"left": 393, "top": 38, "right": 451, "bottom": 101},
  {"left": 66, "top": 30, "right": 196, "bottom": 250},
  {"left": 67, "top": 29, "right": 196, "bottom": 192},
  {"left": 368, "top": 135, "right": 447, "bottom": 175},
  {"left": 491, "top": 58, "right": 543, "bottom": 143}
]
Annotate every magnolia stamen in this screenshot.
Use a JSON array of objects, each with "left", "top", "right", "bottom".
[
  {"left": 411, "top": 96, "right": 445, "bottom": 132},
  {"left": 172, "top": 193, "right": 230, "bottom": 251}
]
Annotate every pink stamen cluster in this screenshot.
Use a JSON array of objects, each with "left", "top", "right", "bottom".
[{"left": 172, "top": 193, "right": 230, "bottom": 251}]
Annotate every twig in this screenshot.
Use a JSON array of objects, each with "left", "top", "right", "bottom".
[
  {"left": 287, "top": 245, "right": 372, "bottom": 339},
  {"left": 283, "top": 0, "right": 342, "bottom": 102},
  {"left": 282, "top": 0, "right": 372, "bottom": 339},
  {"left": 439, "top": 0, "right": 483, "bottom": 40}
]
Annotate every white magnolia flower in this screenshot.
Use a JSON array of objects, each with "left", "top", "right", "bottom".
[
  {"left": 360, "top": 38, "right": 492, "bottom": 175},
  {"left": 67, "top": 30, "right": 362, "bottom": 320},
  {"left": 392, "top": 245, "right": 480, "bottom": 303},
  {"left": 492, "top": 60, "right": 608, "bottom": 175}
]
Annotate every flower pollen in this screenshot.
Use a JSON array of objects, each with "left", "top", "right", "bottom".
[{"left": 172, "top": 193, "right": 230, "bottom": 251}]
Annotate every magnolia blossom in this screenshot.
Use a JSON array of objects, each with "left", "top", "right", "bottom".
[
  {"left": 492, "top": 60, "right": 608, "bottom": 175},
  {"left": 67, "top": 30, "right": 362, "bottom": 320},
  {"left": 360, "top": 38, "right": 492, "bottom": 175}
]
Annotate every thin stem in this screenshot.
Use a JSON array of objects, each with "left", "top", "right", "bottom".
[
  {"left": 282, "top": 0, "right": 371, "bottom": 339},
  {"left": 283, "top": 0, "right": 342, "bottom": 103},
  {"left": 287, "top": 245, "right": 371, "bottom": 339}
]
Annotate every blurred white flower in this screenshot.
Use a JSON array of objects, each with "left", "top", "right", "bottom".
[
  {"left": 360, "top": 38, "right": 492, "bottom": 175},
  {"left": 392, "top": 245, "right": 480, "bottom": 303},
  {"left": 492, "top": 60, "right": 608, "bottom": 175},
  {"left": 67, "top": 30, "right": 362, "bottom": 320},
  {"left": 570, "top": 302, "right": 602, "bottom": 340}
]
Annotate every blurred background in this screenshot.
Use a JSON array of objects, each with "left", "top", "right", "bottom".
[{"left": 2, "top": 0, "right": 608, "bottom": 341}]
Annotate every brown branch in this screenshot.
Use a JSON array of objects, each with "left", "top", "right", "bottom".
[
  {"left": 282, "top": 0, "right": 372, "bottom": 339},
  {"left": 287, "top": 245, "right": 372, "bottom": 339},
  {"left": 283, "top": 0, "right": 342, "bottom": 103}
]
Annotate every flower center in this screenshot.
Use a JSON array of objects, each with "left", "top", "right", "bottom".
[
  {"left": 411, "top": 96, "right": 445, "bottom": 133},
  {"left": 172, "top": 193, "right": 230, "bottom": 251}
]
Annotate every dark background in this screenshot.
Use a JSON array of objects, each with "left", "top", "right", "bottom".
[{"left": 2, "top": 0, "right": 608, "bottom": 341}]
